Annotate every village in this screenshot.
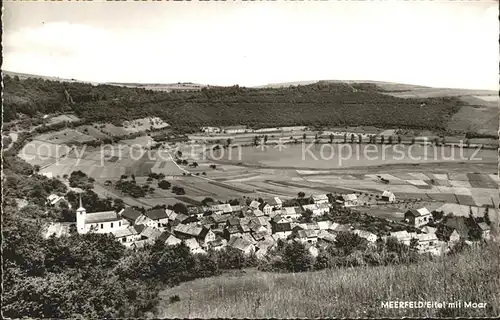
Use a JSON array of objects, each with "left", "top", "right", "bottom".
[{"left": 44, "top": 187, "right": 493, "bottom": 259}]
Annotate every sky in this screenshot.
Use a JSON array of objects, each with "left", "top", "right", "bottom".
[{"left": 3, "top": 1, "right": 499, "bottom": 89}]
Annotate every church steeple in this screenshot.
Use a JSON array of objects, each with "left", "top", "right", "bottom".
[{"left": 76, "top": 194, "right": 86, "bottom": 234}]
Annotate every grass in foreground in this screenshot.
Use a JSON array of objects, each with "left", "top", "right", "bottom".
[{"left": 156, "top": 244, "right": 500, "bottom": 318}]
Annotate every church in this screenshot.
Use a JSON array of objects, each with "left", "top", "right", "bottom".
[{"left": 76, "top": 196, "right": 129, "bottom": 234}]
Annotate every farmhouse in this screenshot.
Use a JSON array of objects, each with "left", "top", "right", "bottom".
[
  {"left": 211, "top": 203, "right": 233, "bottom": 215},
  {"left": 381, "top": 191, "right": 396, "bottom": 202},
  {"left": 207, "top": 238, "right": 227, "bottom": 251},
  {"left": 270, "top": 215, "right": 293, "bottom": 239},
  {"left": 338, "top": 194, "right": 358, "bottom": 207},
  {"left": 295, "top": 229, "right": 319, "bottom": 244},
  {"left": 259, "top": 202, "right": 273, "bottom": 215},
  {"left": 249, "top": 200, "right": 261, "bottom": 210},
  {"left": 414, "top": 233, "right": 439, "bottom": 251},
  {"left": 310, "top": 194, "right": 329, "bottom": 205},
  {"left": 404, "top": 207, "right": 432, "bottom": 228}
]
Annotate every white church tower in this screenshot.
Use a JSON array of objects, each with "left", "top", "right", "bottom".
[{"left": 76, "top": 195, "right": 86, "bottom": 234}]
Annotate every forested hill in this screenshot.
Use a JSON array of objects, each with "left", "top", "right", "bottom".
[{"left": 3, "top": 75, "right": 462, "bottom": 131}]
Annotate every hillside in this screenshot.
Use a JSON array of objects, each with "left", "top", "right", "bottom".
[
  {"left": 3, "top": 75, "right": 467, "bottom": 133},
  {"left": 156, "top": 244, "right": 500, "bottom": 318}
]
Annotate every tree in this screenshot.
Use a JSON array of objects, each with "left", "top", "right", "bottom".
[
  {"left": 411, "top": 137, "right": 416, "bottom": 145},
  {"left": 397, "top": 135, "right": 402, "bottom": 144},
  {"left": 335, "top": 232, "right": 365, "bottom": 255},
  {"left": 176, "top": 150, "right": 183, "bottom": 158},
  {"left": 303, "top": 133, "right": 306, "bottom": 141},
  {"left": 209, "top": 164, "right": 217, "bottom": 169},
  {"left": 380, "top": 135, "right": 385, "bottom": 144},
  {"left": 253, "top": 136, "right": 259, "bottom": 146},
  {"left": 281, "top": 241, "right": 313, "bottom": 272},
  {"left": 227, "top": 138, "right": 232, "bottom": 146},
  {"left": 301, "top": 209, "right": 313, "bottom": 223},
  {"left": 298, "top": 191, "right": 305, "bottom": 198},
  {"left": 388, "top": 136, "right": 393, "bottom": 144},
  {"left": 358, "top": 134, "right": 362, "bottom": 144},
  {"left": 350, "top": 133, "right": 355, "bottom": 143},
  {"left": 173, "top": 202, "right": 188, "bottom": 214},
  {"left": 201, "top": 197, "right": 214, "bottom": 206},
  {"left": 264, "top": 135, "right": 268, "bottom": 144},
  {"left": 192, "top": 162, "right": 198, "bottom": 168},
  {"left": 329, "top": 133, "right": 334, "bottom": 143}
]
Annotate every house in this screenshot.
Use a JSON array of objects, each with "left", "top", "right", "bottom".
[
  {"left": 135, "top": 214, "right": 153, "bottom": 226},
  {"left": 158, "top": 231, "right": 182, "bottom": 246},
  {"left": 211, "top": 203, "right": 233, "bottom": 215},
  {"left": 270, "top": 215, "right": 293, "bottom": 239},
  {"left": 144, "top": 208, "right": 169, "bottom": 229},
  {"left": 295, "top": 229, "right": 319, "bottom": 244},
  {"left": 414, "top": 233, "right": 439, "bottom": 251},
  {"left": 477, "top": 222, "right": 491, "bottom": 240},
  {"left": 174, "top": 224, "right": 204, "bottom": 239},
  {"left": 267, "top": 197, "right": 283, "bottom": 210},
  {"left": 259, "top": 202, "right": 273, "bottom": 215},
  {"left": 252, "top": 209, "right": 265, "bottom": 217},
  {"left": 46, "top": 194, "right": 71, "bottom": 209},
  {"left": 207, "top": 238, "right": 227, "bottom": 251},
  {"left": 317, "top": 221, "right": 338, "bottom": 230},
  {"left": 338, "top": 194, "right": 358, "bottom": 207},
  {"left": 317, "top": 230, "right": 337, "bottom": 243},
  {"left": 302, "top": 204, "right": 329, "bottom": 217},
  {"left": 281, "top": 206, "right": 302, "bottom": 220},
  {"left": 113, "top": 227, "right": 141, "bottom": 245},
  {"left": 388, "top": 230, "right": 417, "bottom": 246},
  {"left": 184, "top": 238, "right": 206, "bottom": 254},
  {"left": 381, "top": 191, "right": 396, "bottom": 202},
  {"left": 221, "top": 125, "right": 247, "bottom": 134},
  {"left": 310, "top": 194, "right": 329, "bottom": 205},
  {"left": 249, "top": 200, "right": 261, "bottom": 210},
  {"left": 137, "top": 225, "right": 163, "bottom": 241},
  {"left": 227, "top": 236, "right": 255, "bottom": 255},
  {"left": 76, "top": 197, "right": 129, "bottom": 234},
  {"left": 404, "top": 207, "right": 432, "bottom": 228},
  {"left": 200, "top": 126, "right": 221, "bottom": 134},
  {"left": 353, "top": 229, "right": 378, "bottom": 243},
  {"left": 120, "top": 207, "right": 145, "bottom": 225}
]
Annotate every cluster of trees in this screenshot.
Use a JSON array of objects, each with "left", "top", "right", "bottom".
[
  {"left": 259, "top": 233, "right": 423, "bottom": 274},
  {"left": 115, "top": 180, "right": 148, "bottom": 198},
  {"left": 68, "top": 170, "right": 94, "bottom": 190},
  {"left": 3, "top": 75, "right": 463, "bottom": 132},
  {"left": 171, "top": 186, "right": 186, "bottom": 195}
]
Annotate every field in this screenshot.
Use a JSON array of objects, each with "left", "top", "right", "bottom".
[{"left": 156, "top": 245, "right": 500, "bottom": 318}]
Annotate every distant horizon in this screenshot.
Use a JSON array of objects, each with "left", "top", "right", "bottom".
[{"left": 3, "top": 69, "right": 498, "bottom": 92}]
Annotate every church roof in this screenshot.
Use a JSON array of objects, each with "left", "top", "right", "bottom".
[{"left": 85, "top": 211, "right": 122, "bottom": 224}]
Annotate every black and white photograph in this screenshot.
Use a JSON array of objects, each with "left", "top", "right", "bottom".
[{"left": 2, "top": 0, "right": 499, "bottom": 318}]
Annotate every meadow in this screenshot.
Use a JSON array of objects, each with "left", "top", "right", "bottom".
[{"left": 156, "top": 244, "right": 500, "bottom": 318}]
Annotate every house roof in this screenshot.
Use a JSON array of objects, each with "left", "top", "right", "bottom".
[
  {"left": 249, "top": 200, "right": 261, "bottom": 210},
  {"left": 121, "top": 207, "right": 143, "bottom": 221},
  {"left": 174, "top": 224, "right": 203, "bottom": 237},
  {"left": 85, "top": 211, "right": 122, "bottom": 224},
  {"left": 164, "top": 234, "right": 182, "bottom": 246},
  {"left": 222, "top": 125, "right": 247, "bottom": 130},
  {"left": 135, "top": 215, "right": 152, "bottom": 225},
  {"left": 406, "top": 207, "right": 431, "bottom": 217},
  {"left": 140, "top": 226, "right": 162, "bottom": 240},
  {"left": 421, "top": 226, "right": 437, "bottom": 234},
  {"left": 113, "top": 226, "right": 137, "bottom": 238},
  {"left": 317, "top": 221, "right": 334, "bottom": 230},
  {"left": 415, "top": 233, "right": 438, "bottom": 242},
  {"left": 297, "top": 229, "right": 318, "bottom": 239},
  {"left": 302, "top": 204, "right": 319, "bottom": 211},
  {"left": 382, "top": 191, "right": 395, "bottom": 197},
  {"left": 354, "top": 229, "right": 377, "bottom": 241},
  {"left": 227, "top": 236, "right": 253, "bottom": 252},
  {"left": 211, "top": 203, "right": 233, "bottom": 213},
  {"left": 477, "top": 222, "right": 490, "bottom": 231},
  {"left": 184, "top": 238, "right": 201, "bottom": 250},
  {"left": 332, "top": 224, "right": 352, "bottom": 232},
  {"left": 267, "top": 197, "right": 282, "bottom": 206},
  {"left": 144, "top": 208, "right": 168, "bottom": 220},
  {"left": 252, "top": 209, "right": 265, "bottom": 217},
  {"left": 342, "top": 194, "right": 357, "bottom": 201},
  {"left": 282, "top": 207, "right": 301, "bottom": 215},
  {"left": 311, "top": 194, "right": 329, "bottom": 202}
]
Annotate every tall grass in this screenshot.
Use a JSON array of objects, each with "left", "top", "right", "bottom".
[{"left": 156, "top": 244, "right": 499, "bottom": 318}]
